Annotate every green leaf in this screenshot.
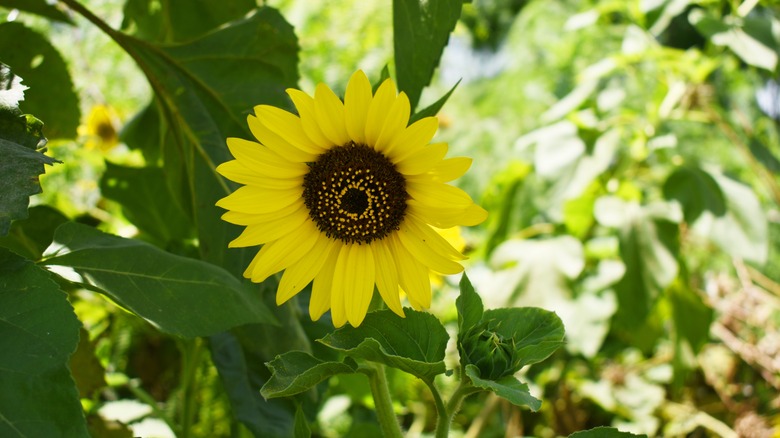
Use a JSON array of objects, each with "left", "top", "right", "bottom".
[
  {"left": 393, "top": 0, "right": 462, "bottom": 110},
  {"left": 0, "top": 64, "right": 58, "bottom": 237},
  {"left": 408, "top": 79, "right": 460, "bottom": 124},
  {"left": 100, "top": 162, "right": 194, "bottom": 243},
  {"left": 456, "top": 273, "right": 483, "bottom": 336},
  {"left": 0, "top": 205, "right": 68, "bottom": 260},
  {"left": 482, "top": 307, "right": 565, "bottom": 369},
  {"left": 109, "top": 7, "right": 299, "bottom": 277},
  {"left": 603, "top": 199, "right": 680, "bottom": 329},
  {"left": 689, "top": 9, "right": 778, "bottom": 71},
  {"left": 209, "top": 331, "right": 297, "bottom": 438},
  {"left": 0, "top": 23, "right": 80, "bottom": 138},
  {"left": 42, "top": 222, "right": 277, "bottom": 338},
  {"left": 0, "top": 248, "right": 88, "bottom": 437},
  {"left": 119, "top": 99, "right": 163, "bottom": 164},
  {"left": 319, "top": 309, "right": 449, "bottom": 380},
  {"left": 663, "top": 166, "right": 725, "bottom": 222},
  {"left": 293, "top": 403, "right": 311, "bottom": 438},
  {"left": 261, "top": 351, "right": 357, "bottom": 398},
  {"left": 464, "top": 365, "right": 541, "bottom": 411},
  {"left": 569, "top": 426, "right": 648, "bottom": 437},
  {"left": 122, "top": 0, "right": 256, "bottom": 43},
  {"left": 0, "top": 0, "right": 73, "bottom": 23},
  {"left": 69, "top": 327, "right": 107, "bottom": 398}
]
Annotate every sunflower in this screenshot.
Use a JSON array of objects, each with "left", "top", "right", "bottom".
[{"left": 216, "top": 70, "right": 487, "bottom": 327}]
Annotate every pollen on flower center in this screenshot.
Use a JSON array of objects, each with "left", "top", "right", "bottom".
[{"left": 302, "top": 143, "right": 408, "bottom": 244}]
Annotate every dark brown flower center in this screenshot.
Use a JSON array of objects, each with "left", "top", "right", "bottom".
[{"left": 302, "top": 143, "right": 408, "bottom": 244}]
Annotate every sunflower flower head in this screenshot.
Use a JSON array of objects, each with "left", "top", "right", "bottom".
[{"left": 216, "top": 70, "right": 487, "bottom": 327}]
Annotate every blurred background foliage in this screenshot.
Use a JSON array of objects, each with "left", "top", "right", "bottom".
[{"left": 1, "top": 0, "right": 780, "bottom": 436}]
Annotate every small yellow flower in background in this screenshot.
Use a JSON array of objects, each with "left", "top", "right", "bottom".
[
  {"left": 79, "top": 104, "right": 119, "bottom": 152},
  {"left": 216, "top": 70, "right": 487, "bottom": 327}
]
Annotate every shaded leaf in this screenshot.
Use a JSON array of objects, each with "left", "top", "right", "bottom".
[
  {"left": 689, "top": 9, "right": 778, "bottom": 71},
  {"left": 0, "top": 248, "right": 88, "bottom": 437},
  {"left": 0, "top": 23, "right": 80, "bottom": 138},
  {"left": 464, "top": 365, "right": 541, "bottom": 411},
  {"left": 393, "top": 0, "right": 462, "bottom": 110},
  {"left": 0, "top": 205, "right": 68, "bottom": 260},
  {"left": 456, "top": 273, "right": 483, "bottom": 336},
  {"left": 319, "top": 309, "right": 449, "bottom": 380},
  {"left": 42, "top": 222, "right": 276, "bottom": 338},
  {"left": 0, "top": 0, "right": 73, "bottom": 23},
  {"left": 569, "top": 426, "right": 648, "bottom": 437},
  {"left": 0, "top": 64, "right": 57, "bottom": 236},
  {"left": 108, "top": 7, "right": 298, "bottom": 277},
  {"left": 262, "top": 351, "right": 357, "bottom": 398},
  {"left": 293, "top": 403, "right": 312, "bottom": 438},
  {"left": 663, "top": 166, "right": 725, "bottom": 223},
  {"left": 122, "top": 0, "right": 256, "bottom": 43},
  {"left": 100, "top": 162, "right": 194, "bottom": 243},
  {"left": 210, "top": 331, "right": 296, "bottom": 438},
  {"left": 69, "top": 327, "right": 107, "bottom": 398},
  {"left": 119, "top": 98, "right": 163, "bottom": 164}
]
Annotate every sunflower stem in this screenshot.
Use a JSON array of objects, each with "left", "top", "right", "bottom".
[
  {"left": 424, "top": 378, "right": 450, "bottom": 438},
  {"left": 364, "top": 363, "right": 403, "bottom": 438}
]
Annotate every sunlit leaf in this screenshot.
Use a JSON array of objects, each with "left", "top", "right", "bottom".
[
  {"left": 569, "top": 426, "right": 648, "bottom": 437},
  {"left": 122, "top": 0, "right": 256, "bottom": 43},
  {"left": 262, "top": 351, "right": 357, "bottom": 398},
  {"left": 0, "top": 65, "right": 58, "bottom": 237},
  {"left": 393, "top": 0, "right": 462, "bottom": 110},
  {"left": 689, "top": 9, "right": 778, "bottom": 71},
  {"left": 42, "top": 222, "right": 277, "bottom": 338},
  {"left": 464, "top": 365, "right": 541, "bottom": 410},
  {"left": 0, "top": 23, "right": 80, "bottom": 139},
  {"left": 456, "top": 273, "right": 483, "bottom": 336},
  {"left": 0, "top": 248, "right": 88, "bottom": 437},
  {"left": 482, "top": 307, "right": 565, "bottom": 369},
  {"left": 409, "top": 79, "right": 460, "bottom": 124},
  {"left": 319, "top": 309, "right": 449, "bottom": 380}
]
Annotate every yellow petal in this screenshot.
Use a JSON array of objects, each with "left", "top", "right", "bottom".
[
  {"left": 228, "top": 204, "right": 309, "bottom": 247},
  {"left": 374, "top": 92, "right": 411, "bottom": 152},
  {"left": 407, "top": 181, "right": 474, "bottom": 209},
  {"left": 310, "top": 244, "right": 341, "bottom": 321},
  {"left": 314, "top": 83, "right": 350, "bottom": 146},
  {"left": 383, "top": 117, "right": 438, "bottom": 161},
  {"left": 397, "top": 219, "right": 465, "bottom": 274},
  {"left": 254, "top": 105, "right": 326, "bottom": 153},
  {"left": 406, "top": 213, "right": 467, "bottom": 260},
  {"left": 276, "top": 234, "right": 337, "bottom": 305},
  {"left": 221, "top": 201, "right": 303, "bottom": 225},
  {"left": 216, "top": 160, "right": 303, "bottom": 189},
  {"left": 286, "top": 89, "right": 333, "bottom": 149},
  {"left": 215, "top": 186, "right": 301, "bottom": 214},
  {"left": 395, "top": 142, "right": 448, "bottom": 175},
  {"left": 245, "top": 220, "right": 320, "bottom": 283},
  {"left": 247, "top": 115, "right": 317, "bottom": 163},
  {"left": 344, "top": 70, "right": 372, "bottom": 144},
  {"left": 341, "top": 243, "right": 375, "bottom": 327},
  {"left": 408, "top": 157, "right": 472, "bottom": 183},
  {"left": 388, "top": 233, "right": 431, "bottom": 309},
  {"left": 224, "top": 138, "right": 309, "bottom": 179},
  {"left": 329, "top": 244, "right": 351, "bottom": 328},
  {"left": 372, "top": 241, "right": 404, "bottom": 317},
  {"left": 365, "top": 79, "right": 397, "bottom": 147}
]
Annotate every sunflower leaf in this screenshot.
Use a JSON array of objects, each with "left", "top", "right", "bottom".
[
  {"left": 261, "top": 351, "right": 357, "bottom": 398},
  {"left": 108, "top": 7, "right": 299, "bottom": 278},
  {"left": 41, "top": 222, "right": 277, "bottom": 338},
  {"left": 319, "top": 309, "right": 449, "bottom": 380},
  {"left": 393, "top": 0, "right": 463, "bottom": 110},
  {"left": 482, "top": 307, "right": 565, "bottom": 369},
  {"left": 0, "top": 0, "right": 73, "bottom": 23},
  {"left": 409, "top": 78, "right": 460, "bottom": 124},
  {"left": 568, "top": 426, "right": 649, "bottom": 437},
  {"left": 0, "top": 64, "right": 59, "bottom": 237},
  {"left": 456, "top": 273, "right": 483, "bottom": 336},
  {"left": 464, "top": 364, "right": 541, "bottom": 411},
  {"left": 0, "top": 23, "right": 80, "bottom": 139},
  {"left": 0, "top": 248, "right": 88, "bottom": 437}
]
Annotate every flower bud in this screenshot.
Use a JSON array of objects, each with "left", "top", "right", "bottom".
[{"left": 459, "top": 319, "right": 522, "bottom": 380}]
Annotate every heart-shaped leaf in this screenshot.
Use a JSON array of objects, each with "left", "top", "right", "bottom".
[
  {"left": 482, "top": 307, "right": 565, "bottom": 369},
  {"left": 319, "top": 309, "right": 449, "bottom": 381}
]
